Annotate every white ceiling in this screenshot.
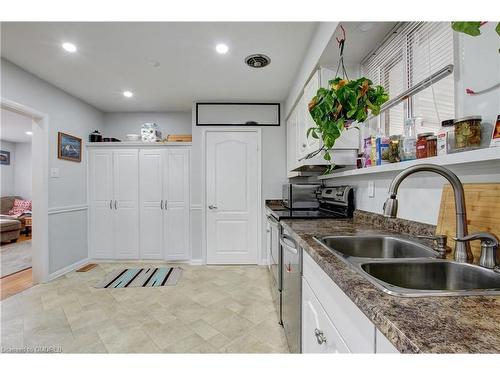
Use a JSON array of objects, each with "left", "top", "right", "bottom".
[
  {"left": 0, "top": 108, "right": 33, "bottom": 143},
  {"left": 1, "top": 22, "right": 318, "bottom": 112},
  {"left": 318, "top": 22, "right": 397, "bottom": 69}
]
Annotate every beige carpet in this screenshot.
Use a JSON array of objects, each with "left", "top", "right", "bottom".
[{"left": 1, "top": 240, "right": 31, "bottom": 277}]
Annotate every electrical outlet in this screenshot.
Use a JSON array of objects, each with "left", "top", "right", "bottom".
[
  {"left": 368, "top": 180, "right": 375, "bottom": 198},
  {"left": 50, "top": 168, "right": 60, "bottom": 178}
]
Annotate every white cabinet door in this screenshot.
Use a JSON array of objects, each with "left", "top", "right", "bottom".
[
  {"left": 113, "top": 149, "right": 139, "bottom": 259},
  {"left": 302, "top": 278, "right": 351, "bottom": 353},
  {"left": 164, "top": 147, "right": 190, "bottom": 260},
  {"left": 303, "top": 71, "right": 321, "bottom": 156},
  {"left": 139, "top": 149, "right": 164, "bottom": 259},
  {"left": 206, "top": 131, "right": 259, "bottom": 264},
  {"left": 286, "top": 107, "right": 298, "bottom": 175},
  {"left": 376, "top": 329, "right": 399, "bottom": 353},
  {"left": 296, "top": 95, "right": 308, "bottom": 161},
  {"left": 89, "top": 149, "right": 114, "bottom": 259}
]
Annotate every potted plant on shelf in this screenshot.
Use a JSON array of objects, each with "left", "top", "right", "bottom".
[{"left": 307, "top": 26, "right": 389, "bottom": 173}]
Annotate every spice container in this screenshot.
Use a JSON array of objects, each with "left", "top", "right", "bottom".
[
  {"left": 388, "top": 135, "right": 401, "bottom": 163},
  {"left": 437, "top": 119, "right": 454, "bottom": 155},
  {"left": 416, "top": 132, "right": 433, "bottom": 159},
  {"left": 454, "top": 116, "right": 482, "bottom": 149},
  {"left": 426, "top": 135, "right": 437, "bottom": 157}
]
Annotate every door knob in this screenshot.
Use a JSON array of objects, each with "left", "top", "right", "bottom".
[{"left": 208, "top": 205, "right": 218, "bottom": 210}]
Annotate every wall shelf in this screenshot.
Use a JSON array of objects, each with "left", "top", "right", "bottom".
[
  {"left": 86, "top": 141, "right": 192, "bottom": 147},
  {"left": 317, "top": 147, "right": 500, "bottom": 180}
]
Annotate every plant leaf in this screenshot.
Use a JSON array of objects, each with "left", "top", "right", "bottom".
[{"left": 452, "top": 21, "right": 482, "bottom": 36}]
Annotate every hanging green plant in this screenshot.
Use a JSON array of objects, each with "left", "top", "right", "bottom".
[{"left": 306, "top": 26, "right": 389, "bottom": 173}]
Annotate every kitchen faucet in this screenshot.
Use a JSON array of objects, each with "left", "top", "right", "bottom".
[{"left": 383, "top": 164, "right": 473, "bottom": 263}]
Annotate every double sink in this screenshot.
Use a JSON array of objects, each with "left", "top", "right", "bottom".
[{"left": 315, "top": 235, "right": 500, "bottom": 297}]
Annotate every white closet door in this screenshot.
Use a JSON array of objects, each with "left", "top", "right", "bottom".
[
  {"left": 89, "top": 149, "right": 114, "bottom": 259},
  {"left": 164, "top": 147, "right": 190, "bottom": 260},
  {"left": 113, "top": 149, "right": 139, "bottom": 259},
  {"left": 139, "top": 149, "right": 164, "bottom": 259}
]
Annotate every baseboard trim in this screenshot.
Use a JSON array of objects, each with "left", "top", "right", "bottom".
[
  {"left": 48, "top": 258, "right": 89, "bottom": 281},
  {"left": 189, "top": 259, "right": 205, "bottom": 265}
]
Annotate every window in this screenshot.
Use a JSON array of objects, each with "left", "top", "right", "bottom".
[{"left": 361, "top": 22, "right": 455, "bottom": 136}]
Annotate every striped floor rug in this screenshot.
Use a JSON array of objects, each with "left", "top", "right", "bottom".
[{"left": 95, "top": 267, "right": 182, "bottom": 288}]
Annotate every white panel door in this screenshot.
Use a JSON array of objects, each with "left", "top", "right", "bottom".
[
  {"left": 206, "top": 131, "right": 259, "bottom": 264},
  {"left": 139, "top": 149, "right": 164, "bottom": 259},
  {"left": 89, "top": 150, "right": 114, "bottom": 259},
  {"left": 164, "top": 147, "right": 190, "bottom": 260},
  {"left": 113, "top": 149, "right": 139, "bottom": 259}
]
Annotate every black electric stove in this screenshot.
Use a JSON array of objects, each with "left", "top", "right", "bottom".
[{"left": 269, "top": 185, "right": 354, "bottom": 221}]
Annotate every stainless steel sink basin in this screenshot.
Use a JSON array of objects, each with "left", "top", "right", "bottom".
[
  {"left": 316, "top": 235, "right": 438, "bottom": 259},
  {"left": 357, "top": 260, "right": 500, "bottom": 297}
]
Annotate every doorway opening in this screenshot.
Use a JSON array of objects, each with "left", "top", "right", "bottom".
[{"left": 0, "top": 98, "right": 49, "bottom": 299}]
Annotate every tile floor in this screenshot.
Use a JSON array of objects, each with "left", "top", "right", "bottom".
[{"left": 0, "top": 263, "right": 289, "bottom": 353}]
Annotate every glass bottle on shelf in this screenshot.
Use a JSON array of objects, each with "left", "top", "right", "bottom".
[{"left": 400, "top": 117, "right": 418, "bottom": 161}]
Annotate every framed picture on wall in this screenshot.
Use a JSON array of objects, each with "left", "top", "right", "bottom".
[
  {"left": 0, "top": 150, "right": 11, "bottom": 165},
  {"left": 58, "top": 132, "right": 82, "bottom": 162}
]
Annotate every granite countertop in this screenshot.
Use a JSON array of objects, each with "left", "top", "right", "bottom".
[{"left": 272, "top": 207, "right": 500, "bottom": 353}]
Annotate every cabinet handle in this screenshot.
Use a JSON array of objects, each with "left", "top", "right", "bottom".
[
  {"left": 314, "top": 328, "right": 327, "bottom": 345},
  {"left": 114, "top": 200, "right": 117, "bottom": 210},
  {"left": 164, "top": 200, "right": 167, "bottom": 210},
  {"left": 208, "top": 205, "right": 218, "bottom": 210},
  {"left": 109, "top": 200, "right": 113, "bottom": 209},
  {"left": 160, "top": 200, "right": 164, "bottom": 210}
]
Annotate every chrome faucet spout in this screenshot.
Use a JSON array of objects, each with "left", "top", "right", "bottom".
[{"left": 383, "top": 164, "right": 473, "bottom": 263}]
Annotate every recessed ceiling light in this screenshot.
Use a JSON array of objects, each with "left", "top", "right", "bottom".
[
  {"left": 25, "top": 131, "right": 33, "bottom": 136},
  {"left": 62, "top": 42, "right": 77, "bottom": 53},
  {"left": 123, "top": 91, "right": 133, "bottom": 98},
  {"left": 216, "top": 43, "right": 229, "bottom": 54}
]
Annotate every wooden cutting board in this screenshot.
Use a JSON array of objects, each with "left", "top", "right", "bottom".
[{"left": 437, "top": 183, "right": 500, "bottom": 261}]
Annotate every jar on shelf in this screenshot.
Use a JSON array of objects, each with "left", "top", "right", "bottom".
[
  {"left": 437, "top": 119, "right": 454, "bottom": 155},
  {"left": 388, "top": 135, "right": 401, "bottom": 163},
  {"left": 454, "top": 116, "right": 482, "bottom": 149},
  {"left": 416, "top": 132, "right": 434, "bottom": 159},
  {"left": 426, "top": 135, "right": 437, "bottom": 157}
]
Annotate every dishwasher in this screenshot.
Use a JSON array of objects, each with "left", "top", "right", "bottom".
[{"left": 280, "top": 229, "right": 302, "bottom": 353}]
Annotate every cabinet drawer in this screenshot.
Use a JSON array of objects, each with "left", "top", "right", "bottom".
[
  {"left": 302, "top": 277, "right": 350, "bottom": 353},
  {"left": 303, "top": 252, "right": 375, "bottom": 353}
]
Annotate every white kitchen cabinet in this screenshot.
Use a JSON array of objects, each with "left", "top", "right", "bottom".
[
  {"left": 139, "top": 149, "right": 164, "bottom": 259},
  {"left": 89, "top": 149, "right": 114, "bottom": 259},
  {"left": 89, "top": 145, "right": 190, "bottom": 261},
  {"left": 376, "top": 329, "right": 399, "bottom": 353},
  {"left": 286, "top": 68, "right": 359, "bottom": 175},
  {"left": 163, "top": 148, "right": 190, "bottom": 260},
  {"left": 302, "top": 251, "right": 377, "bottom": 353},
  {"left": 302, "top": 71, "right": 321, "bottom": 157},
  {"left": 89, "top": 148, "right": 139, "bottom": 259},
  {"left": 302, "top": 277, "right": 350, "bottom": 353},
  {"left": 286, "top": 106, "right": 299, "bottom": 176}
]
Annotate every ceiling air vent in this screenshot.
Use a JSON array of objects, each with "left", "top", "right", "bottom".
[{"left": 244, "top": 54, "right": 271, "bottom": 68}]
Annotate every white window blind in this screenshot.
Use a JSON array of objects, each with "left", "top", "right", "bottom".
[{"left": 361, "top": 22, "right": 455, "bottom": 136}]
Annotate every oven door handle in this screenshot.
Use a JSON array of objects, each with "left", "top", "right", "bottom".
[{"left": 280, "top": 234, "right": 298, "bottom": 255}]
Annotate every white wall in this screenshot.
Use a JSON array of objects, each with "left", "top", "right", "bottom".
[
  {"left": 14, "top": 142, "right": 32, "bottom": 200},
  {"left": 190, "top": 102, "right": 287, "bottom": 263},
  {"left": 1, "top": 58, "right": 104, "bottom": 273},
  {"left": 321, "top": 25, "right": 500, "bottom": 225},
  {"left": 0, "top": 140, "right": 16, "bottom": 196},
  {"left": 102, "top": 112, "right": 191, "bottom": 140}
]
